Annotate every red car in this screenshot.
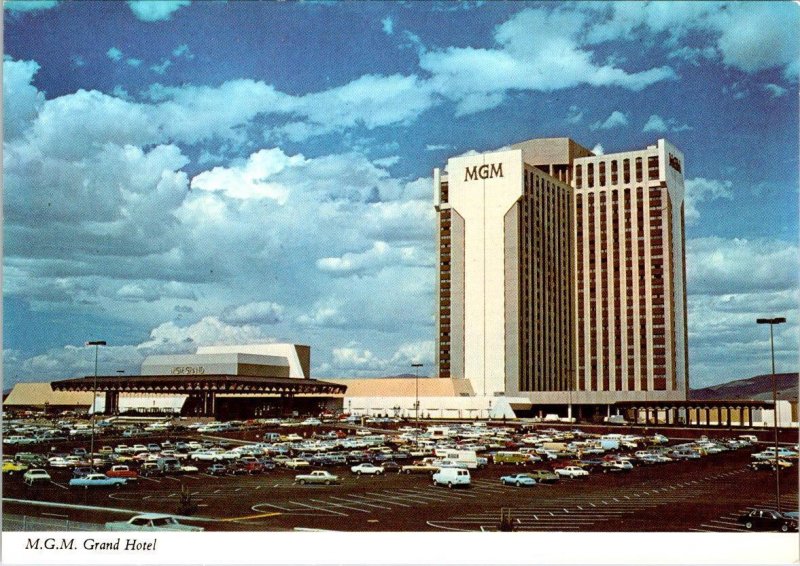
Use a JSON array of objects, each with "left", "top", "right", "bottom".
[
  {"left": 106, "top": 465, "right": 139, "bottom": 480},
  {"left": 238, "top": 457, "right": 264, "bottom": 474}
]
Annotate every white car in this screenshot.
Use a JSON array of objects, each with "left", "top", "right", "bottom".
[
  {"left": 47, "top": 457, "right": 71, "bottom": 468},
  {"left": 351, "top": 463, "right": 384, "bottom": 475},
  {"left": 301, "top": 418, "right": 322, "bottom": 426},
  {"left": 105, "top": 514, "right": 203, "bottom": 532},
  {"left": 555, "top": 466, "right": 589, "bottom": 479},
  {"left": 24, "top": 469, "right": 52, "bottom": 485},
  {"left": 190, "top": 450, "right": 224, "bottom": 462}
]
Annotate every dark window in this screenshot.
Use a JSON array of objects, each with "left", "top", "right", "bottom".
[{"left": 648, "top": 156, "right": 659, "bottom": 180}]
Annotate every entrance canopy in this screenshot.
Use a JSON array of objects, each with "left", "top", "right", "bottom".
[{"left": 51, "top": 374, "right": 346, "bottom": 395}]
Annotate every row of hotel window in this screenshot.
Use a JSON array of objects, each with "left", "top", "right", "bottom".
[{"left": 574, "top": 156, "right": 659, "bottom": 189}]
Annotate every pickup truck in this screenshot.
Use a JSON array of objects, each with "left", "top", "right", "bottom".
[
  {"left": 106, "top": 465, "right": 139, "bottom": 480},
  {"left": 69, "top": 473, "right": 128, "bottom": 488},
  {"left": 294, "top": 470, "right": 340, "bottom": 485}
]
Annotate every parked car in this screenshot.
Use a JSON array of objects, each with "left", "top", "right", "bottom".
[
  {"left": 105, "top": 514, "right": 204, "bottom": 532},
  {"left": 238, "top": 457, "right": 264, "bottom": 474},
  {"left": 71, "top": 466, "right": 96, "bottom": 478},
  {"left": 381, "top": 461, "right": 402, "bottom": 473},
  {"left": 737, "top": 509, "right": 798, "bottom": 532},
  {"left": 2, "top": 460, "right": 28, "bottom": 475},
  {"left": 47, "top": 457, "right": 72, "bottom": 468},
  {"left": 351, "top": 463, "right": 384, "bottom": 476},
  {"left": 300, "top": 418, "right": 322, "bottom": 426},
  {"left": 3, "top": 435, "right": 37, "bottom": 445},
  {"left": 401, "top": 462, "right": 439, "bottom": 474},
  {"left": 432, "top": 467, "right": 471, "bottom": 489},
  {"left": 106, "top": 465, "right": 139, "bottom": 480},
  {"left": 284, "top": 458, "right": 311, "bottom": 469},
  {"left": 23, "top": 469, "right": 52, "bottom": 485},
  {"left": 493, "top": 451, "right": 530, "bottom": 465},
  {"left": 226, "top": 462, "right": 249, "bottom": 475},
  {"left": 295, "top": 470, "right": 340, "bottom": 485},
  {"left": 69, "top": 473, "right": 128, "bottom": 488},
  {"left": 207, "top": 463, "right": 228, "bottom": 476},
  {"left": 14, "top": 452, "right": 48, "bottom": 467},
  {"left": 500, "top": 473, "right": 537, "bottom": 487},
  {"left": 190, "top": 450, "right": 225, "bottom": 462},
  {"left": 601, "top": 460, "right": 634, "bottom": 473},
  {"left": 139, "top": 462, "right": 162, "bottom": 477},
  {"left": 555, "top": 466, "right": 589, "bottom": 479},
  {"left": 526, "top": 469, "right": 560, "bottom": 484}
]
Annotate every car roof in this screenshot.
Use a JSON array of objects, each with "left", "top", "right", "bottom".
[{"left": 133, "top": 513, "right": 176, "bottom": 520}]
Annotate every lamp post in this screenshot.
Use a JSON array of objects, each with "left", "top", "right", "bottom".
[
  {"left": 411, "top": 363, "right": 423, "bottom": 445},
  {"left": 86, "top": 340, "right": 106, "bottom": 471},
  {"left": 756, "top": 316, "right": 786, "bottom": 513}
]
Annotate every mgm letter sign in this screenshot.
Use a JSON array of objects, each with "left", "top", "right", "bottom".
[{"left": 464, "top": 163, "right": 504, "bottom": 182}]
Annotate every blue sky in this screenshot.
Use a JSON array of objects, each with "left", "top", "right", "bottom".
[{"left": 3, "top": 1, "right": 798, "bottom": 389}]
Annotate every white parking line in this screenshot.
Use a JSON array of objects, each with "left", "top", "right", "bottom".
[
  {"left": 310, "top": 498, "right": 370, "bottom": 513},
  {"left": 347, "top": 493, "right": 409, "bottom": 508},
  {"left": 376, "top": 491, "right": 437, "bottom": 505},
  {"left": 138, "top": 476, "right": 161, "bottom": 483},
  {"left": 700, "top": 524, "right": 743, "bottom": 531},
  {"left": 329, "top": 496, "right": 391, "bottom": 510},
  {"left": 394, "top": 488, "right": 461, "bottom": 502},
  {"left": 291, "top": 501, "right": 348, "bottom": 516},
  {"left": 361, "top": 492, "right": 412, "bottom": 507},
  {"left": 49, "top": 481, "right": 69, "bottom": 490},
  {"left": 424, "top": 486, "right": 477, "bottom": 498}
]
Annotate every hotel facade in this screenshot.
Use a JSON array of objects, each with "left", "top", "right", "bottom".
[{"left": 434, "top": 137, "right": 689, "bottom": 410}]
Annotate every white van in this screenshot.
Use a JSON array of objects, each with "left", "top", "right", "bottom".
[{"left": 432, "top": 467, "right": 471, "bottom": 488}]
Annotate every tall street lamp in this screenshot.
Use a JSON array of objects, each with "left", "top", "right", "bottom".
[
  {"left": 756, "top": 316, "right": 786, "bottom": 513},
  {"left": 411, "top": 363, "right": 423, "bottom": 445},
  {"left": 86, "top": 340, "right": 106, "bottom": 470}
]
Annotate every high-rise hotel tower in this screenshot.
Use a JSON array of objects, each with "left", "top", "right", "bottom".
[{"left": 434, "top": 137, "right": 688, "bottom": 408}]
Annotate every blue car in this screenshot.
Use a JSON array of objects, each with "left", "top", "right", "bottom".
[
  {"left": 69, "top": 473, "right": 127, "bottom": 488},
  {"left": 500, "top": 473, "right": 537, "bottom": 487}
]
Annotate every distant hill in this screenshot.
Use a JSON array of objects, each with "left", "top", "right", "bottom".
[{"left": 691, "top": 373, "right": 798, "bottom": 402}]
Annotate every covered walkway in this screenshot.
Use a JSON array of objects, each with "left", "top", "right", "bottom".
[{"left": 613, "top": 399, "right": 776, "bottom": 427}]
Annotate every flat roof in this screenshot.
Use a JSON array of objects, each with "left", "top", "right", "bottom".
[
  {"left": 325, "top": 377, "right": 475, "bottom": 398},
  {"left": 51, "top": 374, "right": 347, "bottom": 395}
]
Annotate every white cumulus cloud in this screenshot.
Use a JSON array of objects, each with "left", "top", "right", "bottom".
[
  {"left": 190, "top": 148, "right": 304, "bottom": 202},
  {"left": 684, "top": 177, "right": 733, "bottom": 224},
  {"left": 317, "top": 241, "right": 431, "bottom": 277},
  {"left": 127, "top": 0, "right": 190, "bottom": 22},
  {"left": 591, "top": 110, "right": 628, "bottom": 130},
  {"left": 220, "top": 302, "right": 285, "bottom": 325}
]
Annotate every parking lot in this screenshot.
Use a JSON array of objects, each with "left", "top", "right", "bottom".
[{"left": 3, "top": 419, "right": 797, "bottom": 532}]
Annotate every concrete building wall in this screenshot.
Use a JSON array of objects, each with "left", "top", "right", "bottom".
[
  {"left": 141, "top": 353, "right": 289, "bottom": 377},
  {"left": 445, "top": 149, "right": 524, "bottom": 397},
  {"left": 196, "top": 344, "right": 309, "bottom": 378},
  {"left": 572, "top": 138, "right": 687, "bottom": 402}
]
